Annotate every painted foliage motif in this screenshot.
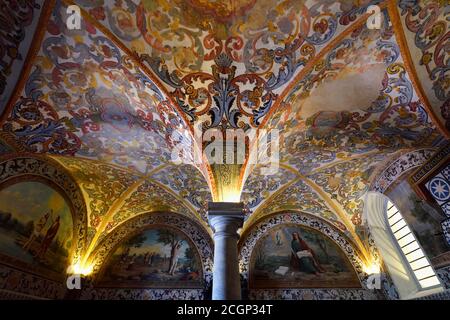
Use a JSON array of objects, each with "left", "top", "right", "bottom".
[
  {"left": 387, "top": 179, "right": 450, "bottom": 266},
  {"left": 249, "top": 224, "right": 360, "bottom": 288},
  {"left": 0, "top": 181, "right": 73, "bottom": 278},
  {"left": 98, "top": 227, "right": 203, "bottom": 288},
  {"left": 77, "top": 0, "right": 379, "bottom": 130},
  {"left": 398, "top": 0, "right": 449, "bottom": 129},
  {"left": 0, "top": 0, "right": 41, "bottom": 110}
]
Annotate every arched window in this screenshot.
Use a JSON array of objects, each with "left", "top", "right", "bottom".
[
  {"left": 365, "top": 192, "right": 443, "bottom": 299},
  {"left": 386, "top": 200, "right": 440, "bottom": 289}
]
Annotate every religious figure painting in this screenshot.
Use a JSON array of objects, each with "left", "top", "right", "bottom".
[
  {"left": 249, "top": 224, "right": 361, "bottom": 288},
  {"left": 0, "top": 181, "right": 73, "bottom": 279},
  {"left": 97, "top": 227, "right": 203, "bottom": 288}
]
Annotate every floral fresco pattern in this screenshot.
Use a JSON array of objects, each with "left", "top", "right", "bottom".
[
  {"left": 76, "top": 0, "right": 384, "bottom": 130},
  {"left": 241, "top": 10, "right": 442, "bottom": 256},
  {"left": 240, "top": 165, "right": 297, "bottom": 215},
  {"left": 2, "top": 1, "right": 198, "bottom": 174},
  {"left": 0, "top": 0, "right": 449, "bottom": 300},
  {"left": 51, "top": 156, "right": 141, "bottom": 244},
  {"left": 150, "top": 163, "right": 212, "bottom": 215},
  {"left": 398, "top": 0, "right": 449, "bottom": 129},
  {"left": 253, "top": 180, "right": 340, "bottom": 229},
  {"left": 0, "top": 0, "right": 42, "bottom": 113},
  {"left": 370, "top": 148, "right": 435, "bottom": 193}
]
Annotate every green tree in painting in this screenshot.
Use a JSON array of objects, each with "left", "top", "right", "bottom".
[
  {"left": 158, "top": 229, "right": 184, "bottom": 275},
  {"left": 126, "top": 234, "right": 147, "bottom": 248},
  {"left": 254, "top": 245, "right": 267, "bottom": 269}
]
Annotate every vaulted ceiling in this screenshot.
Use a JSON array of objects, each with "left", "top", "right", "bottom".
[{"left": 0, "top": 0, "right": 448, "bottom": 265}]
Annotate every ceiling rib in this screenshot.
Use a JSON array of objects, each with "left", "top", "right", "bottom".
[
  {"left": 246, "top": 176, "right": 301, "bottom": 222},
  {"left": 294, "top": 172, "right": 371, "bottom": 263},
  {"left": 61, "top": 0, "right": 191, "bottom": 131}
]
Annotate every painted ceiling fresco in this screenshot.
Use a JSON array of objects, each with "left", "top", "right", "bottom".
[
  {"left": 0, "top": 0, "right": 44, "bottom": 113},
  {"left": 0, "top": 0, "right": 449, "bottom": 272}
]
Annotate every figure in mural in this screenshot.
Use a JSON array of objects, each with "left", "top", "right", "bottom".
[
  {"left": 250, "top": 225, "right": 360, "bottom": 288},
  {"left": 290, "top": 232, "right": 325, "bottom": 275},
  {"left": 22, "top": 210, "right": 51, "bottom": 252},
  {"left": 98, "top": 227, "right": 203, "bottom": 288},
  {"left": 169, "top": 241, "right": 184, "bottom": 275},
  {"left": 275, "top": 231, "right": 282, "bottom": 246},
  {"left": 36, "top": 214, "right": 61, "bottom": 259}
]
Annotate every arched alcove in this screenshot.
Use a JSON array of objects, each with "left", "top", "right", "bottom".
[
  {"left": 248, "top": 223, "right": 361, "bottom": 288},
  {"left": 0, "top": 155, "right": 88, "bottom": 299},
  {"left": 81, "top": 212, "right": 213, "bottom": 300},
  {"left": 96, "top": 225, "right": 204, "bottom": 288},
  {"left": 239, "top": 211, "right": 383, "bottom": 300}
]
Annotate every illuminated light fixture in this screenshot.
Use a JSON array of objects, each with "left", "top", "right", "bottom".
[
  {"left": 67, "top": 262, "right": 94, "bottom": 276},
  {"left": 220, "top": 188, "right": 241, "bottom": 203},
  {"left": 363, "top": 261, "right": 380, "bottom": 275}
]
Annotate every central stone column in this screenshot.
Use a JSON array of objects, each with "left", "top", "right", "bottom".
[{"left": 208, "top": 202, "right": 244, "bottom": 300}]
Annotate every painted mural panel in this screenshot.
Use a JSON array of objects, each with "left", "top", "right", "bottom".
[
  {"left": 0, "top": 181, "right": 73, "bottom": 279},
  {"left": 387, "top": 179, "right": 450, "bottom": 267},
  {"left": 249, "top": 224, "right": 360, "bottom": 288},
  {"left": 97, "top": 227, "right": 203, "bottom": 288}
]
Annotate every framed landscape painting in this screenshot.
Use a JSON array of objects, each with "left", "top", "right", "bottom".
[{"left": 97, "top": 226, "right": 203, "bottom": 288}]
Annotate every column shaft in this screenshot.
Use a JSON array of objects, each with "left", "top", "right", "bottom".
[{"left": 208, "top": 202, "right": 244, "bottom": 300}]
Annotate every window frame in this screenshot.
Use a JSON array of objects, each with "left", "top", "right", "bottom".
[{"left": 384, "top": 199, "right": 442, "bottom": 291}]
